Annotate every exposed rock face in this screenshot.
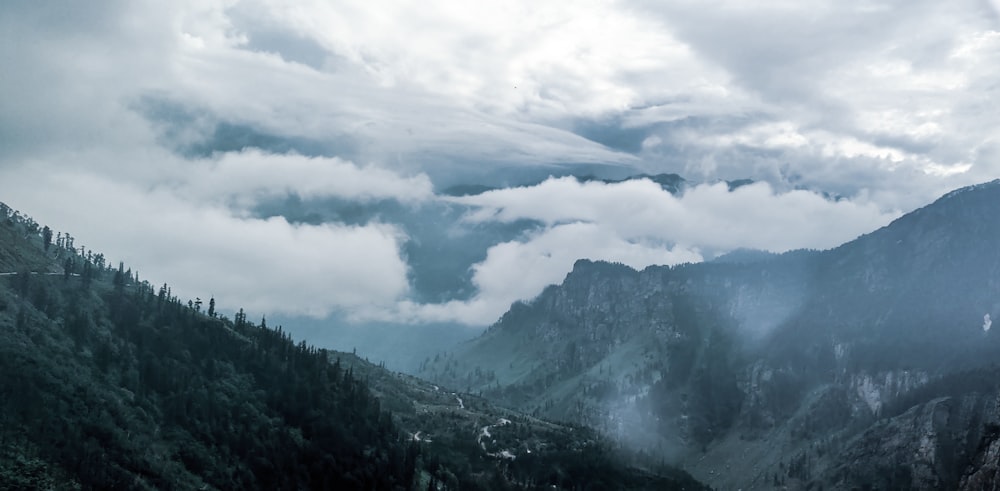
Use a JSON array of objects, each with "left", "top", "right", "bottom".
[
  {"left": 826, "top": 391, "right": 1000, "bottom": 490},
  {"left": 420, "top": 180, "right": 1000, "bottom": 489},
  {"left": 961, "top": 422, "right": 1000, "bottom": 490},
  {"left": 848, "top": 370, "right": 930, "bottom": 416}
]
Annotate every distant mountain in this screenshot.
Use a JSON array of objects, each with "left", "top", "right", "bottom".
[
  {"left": 420, "top": 179, "right": 1000, "bottom": 489},
  {"left": 710, "top": 247, "right": 778, "bottom": 264},
  {"left": 439, "top": 184, "right": 499, "bottom": 197},
  {"left": 725, "top": 178, "right": 755, "bottom": 191},
  {"left": 254, "top": 170, "right": 760, "bottom": 373},
  {"left": 0, "top": 202, "right": 705, "bottom": 490},
  {"left": 442, "top": 172, "right": 758, "bottom": 199},
  {"left": 579, "top": 173, "right": 688, "bottom": 195},
  {"left": 441, "top": 173, "right": 689, "bottom": 198}
]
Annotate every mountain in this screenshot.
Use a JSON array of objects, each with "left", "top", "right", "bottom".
[
  {"left": 255, "top": 171, "right": 755, "bottom": 374},
  {"left": 441, "top": 173, "right": 689, "bottom": 197},
  {"left": 419, "top": 179, "right": 1000, "bottom": 489},
  {"left": 0, "top": 202, "right": 706, "bottom": 489}
]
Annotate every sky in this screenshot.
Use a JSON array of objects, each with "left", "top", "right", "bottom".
[{"left": 1, "top": 0, "right": 999, "bottom": 331}]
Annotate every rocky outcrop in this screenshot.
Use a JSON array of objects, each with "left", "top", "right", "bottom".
[
  {"left": 961, "top": 422, "right": 1000, "bottom": 490},
  {"left": 822, "top": 391, "right": 1000, "bottom": 490},
  {"left": 421, "top": 179, "right": 1000, "bottom": 488}
]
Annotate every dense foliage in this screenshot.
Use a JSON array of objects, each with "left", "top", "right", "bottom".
[
  {"left": 0, "top": 206, "right": 419, "bottom": 489},
  {"left": 0, "top": 203, "right": 707, "bottom": 490}
]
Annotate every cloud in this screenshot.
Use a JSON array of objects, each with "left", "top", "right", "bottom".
[
  {"left": 0, "top": 2, "right": 181, "bottom": 161},
  {"left": 232, "top": 0, "right": 734, "bottom": 119},
  {"left": 147, "top": 0, "right": 644, "bottom": 174},
  {"left": 626, "top": 0, "right": 1000, "bottom": 208},
  {"left": 2, "top": 1, "right": 998, "bottom": 332},
  {"left": 389, "top": 221, "right": 702, "bottom": 325},
  {"left": 177, "top": 149, "right": 435, "bottom": 208},
  {"left": 1, "top": 1, "right": 639, "bottom": 176},
  {"left": 0, "top": 160, "right": 410, "bottom": 318},
  {"left": 451, "top": 177, "right": 897, "bottom": 252},
  {"left": 379, "top": 177, "right": 898, "bottom": 325},
  {"left": 6, "top": 1, "right": 995, "bottom": 199}
]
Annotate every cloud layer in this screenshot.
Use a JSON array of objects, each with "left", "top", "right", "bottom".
[
  {"left": 0, "top": 157, "right": 414, "bottom": 317},
  {"left": 1, "top": 1, "right": 997, "bottom": 327},
  {"left": 388, "top": 177, "right": 897, "bottom": 324},
  {"left": 452, "top": 177, "right": 896, "bottom": 253}
]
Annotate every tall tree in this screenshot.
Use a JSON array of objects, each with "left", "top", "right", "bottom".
[
  {"left": 113, "top": 261, "right": 125, "bottom": 293},
  {"left": 41, "top": 226, "right": 52, "bottom": 251}
]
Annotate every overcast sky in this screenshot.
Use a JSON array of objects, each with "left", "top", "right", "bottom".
[{"left": 2, "top": 1, "right": 999, "bottom": 327}]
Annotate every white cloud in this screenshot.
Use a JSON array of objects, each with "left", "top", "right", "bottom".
[
  {"left": 2, "top": 1, "right": 998, "bottom": 330},
  {"left": 178, "top": 149, "right": 434, "bottom": 207},
  {"left": 628, "top": 0, "right": 1000, "bottom": 206},
  {"left": 388, "top": 221, "right": 702, "bottom": 325},
  {"left": 0, "top": 161, "right": 410, "bottom": 318},
  {"left": 150, "top": 0, "right": 646, "bottom": 171},
  {"left": 375, "top": 177, "right": 899, "bottom": 325},
  {"left": 450, "top": 177, "right": 897, "bottom": 252},
  {"left": 236, "top": 0, "right": 734, "bottom": 119}
]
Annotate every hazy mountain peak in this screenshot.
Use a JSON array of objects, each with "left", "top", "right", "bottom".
[{"left": 422, "top": 179, "right": 1000, "bottom": 490}]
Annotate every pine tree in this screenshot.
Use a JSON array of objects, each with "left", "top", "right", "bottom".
[
  {"left": 42, "top": 226, "right": 52, "bottom": 251},
  {"left": 113, "top": 261, "right": 125, "bottom": 292}
]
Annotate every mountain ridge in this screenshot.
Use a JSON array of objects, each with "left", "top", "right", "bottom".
[
  {"left": 0, "top": 200, "right": 706, "bottom": 490},
  {"left": 420, "top": 178, "right": 1000, "bottom": 489}
]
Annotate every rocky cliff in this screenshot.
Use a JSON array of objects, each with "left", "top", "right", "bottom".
[{"left": 420, "top": 179, "right": 1000, "bottom": 489}]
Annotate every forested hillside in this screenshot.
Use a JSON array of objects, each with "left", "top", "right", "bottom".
[
  {"left": 0, "top": 202, "right": 706, "bottom": 490},
  {"left": 0, "top": 203, "right": 423, "bottom": 489}
]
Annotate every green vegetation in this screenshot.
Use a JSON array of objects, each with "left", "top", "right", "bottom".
[
  {"left": 0, "top": 202, "right": 706, "bottom": 490},
  {"left": 0, "top": 205, "right": 419, "bottom": 489}
]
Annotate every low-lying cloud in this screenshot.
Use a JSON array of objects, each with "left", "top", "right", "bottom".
[
  {"left": 179, "top": 149, "right": 435, "bottom": 207},
  {"left": 379, "top": 177, "right": 900, "bottom": 325},
  {"left": 452, "top": 177, "right": 898, "bottom": 252},
  {"left": 1, "top": 1, "right": 997, "bottom": 334},
  {"left": 390, "top": 221, "right": 702, "bottom": 325},
  {"left": 0, "top": 155, "right": 416, "bottom": 318}
]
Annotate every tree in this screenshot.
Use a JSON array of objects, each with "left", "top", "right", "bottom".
[
  {"left": 81, "top": 262, "right": 93, "bottom": 289},
  {"left": 113, "top": 261, "right": 125, "bottom": 292},
  {"left": 15, "top": 269, "right": 30, "bottom": 295},
  {"left": 42, "top": 226, "right": 52, "bottom": 251}
]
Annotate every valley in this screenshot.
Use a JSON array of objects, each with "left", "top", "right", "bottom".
[
  {"left": 5, "top": 2, "right": 997, "bottom": 489},
  {"left": 0, "top": 202, "right": 704, "bottom": 489},
  {"left": 6, "top": 180, "right": 1000, "bottom": 489},
  {"left": 419, "top": 179, "right": 1000, "bottom": 489}
]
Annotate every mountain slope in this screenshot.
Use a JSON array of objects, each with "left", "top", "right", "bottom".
[
  {"left": 0, "top": 211, "right": 421, "bottom": 489},
  {"left": 0, "top": 202, "right": 707, "bottom": 490},
  {"left": 420, "top": 179, "right": 1000, "bottom": 489}
]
